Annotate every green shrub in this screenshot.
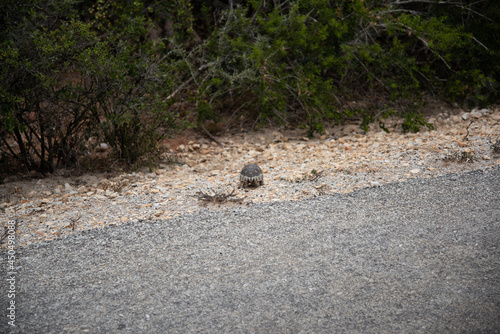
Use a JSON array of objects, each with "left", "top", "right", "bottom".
[
  {"left": 0, "top": 0, "right": 182, "bottom": 173},
  {"left": 1, "top": 0, "right": 497, "bottom": 175},
  {"left": 187, "top": 0, "right": 497, "bottom": 134}
]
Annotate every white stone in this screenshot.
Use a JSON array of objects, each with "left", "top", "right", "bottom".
[{"left": 469, "top": 111, "right": 482, "bottom": 119}]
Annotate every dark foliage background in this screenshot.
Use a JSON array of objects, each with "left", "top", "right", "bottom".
[{"left": 1, "top": 0, "right": 499, "bottom": 173}]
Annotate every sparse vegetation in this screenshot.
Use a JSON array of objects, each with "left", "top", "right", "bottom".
[{"left": 443, "top": 150, "right": 476, "bottom": 163}]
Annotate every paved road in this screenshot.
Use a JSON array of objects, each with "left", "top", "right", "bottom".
[{"left": 2, "top": 167, "right": 499, "bottom": 333}]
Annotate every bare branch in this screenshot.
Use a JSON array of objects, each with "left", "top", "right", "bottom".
[{"left": 471, "top": 36, "right": 489, "bottom": 51}]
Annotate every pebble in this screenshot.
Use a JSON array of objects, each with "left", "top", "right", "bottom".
[{"left": 65, "top": 183, "right": 75, "bottom": 193}]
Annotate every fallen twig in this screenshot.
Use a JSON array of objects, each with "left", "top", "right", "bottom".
[
  {"left": 463, "top": 120, "right": 475, "bottom": 141},
  {"left": 309, "top": 170, "right": 325, "bottom": 182},
  {"left": 200, "top": 123, "right": 224, "bottom": 147},
  {"left": 64, "top": 215, "right": 81, "bottom": 231},
  {"left": 192, "top": 188, "right": 243, "bottom": 204}
]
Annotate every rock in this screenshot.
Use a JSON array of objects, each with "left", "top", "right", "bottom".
[
  {"left": 343, "top": 125, "right": 358, "bottom": 135},
  {"left": 64, "top": 183, "right": 75, "bottom": 193},
  {"left": 483, "top": 155, "right": 491, "bottom": 160},
  {"left": 246, "top": 150, "right": 258, "bottom": 157},
  {"left": 461, "top": 113, "right": 470, "bottom": 120},
  {"left": 456, "top": 140, "right": 468, "bottom": 148},
  {"left": 177, "top": 144, "right": 185, "bottom": 152},
  {"left": 272, "top": 131, "right": 283, "bottom": 142},
  {"left": 105, "top": 190, "right": 117, "bottom": 198},
  {"left": 410, "top": 169, "right": 420, "bottom": 174},
  {"left": 469, "top": 111, "right": 482, "bottom": 119}
]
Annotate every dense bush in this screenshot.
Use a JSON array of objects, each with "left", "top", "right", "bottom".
[
  {"left": 0, "top": 0, "right": 183, "bottom": 173},
  {"left": 1, "top": 0, "right": 498, "bottom": 174},
  {"left": 187, "top": 0, "right": 498, "bottom": 134}
]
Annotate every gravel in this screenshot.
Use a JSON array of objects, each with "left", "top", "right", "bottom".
[
  {"left": 1, "top": 167, "right": 499, "bottom": 333},
  {"left": 2, "top": 108, "right": 499, "bottom": 248}
]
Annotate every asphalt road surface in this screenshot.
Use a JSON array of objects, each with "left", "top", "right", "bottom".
[{"left": 2, "top": 167, "right": 499, "bottom": 333}]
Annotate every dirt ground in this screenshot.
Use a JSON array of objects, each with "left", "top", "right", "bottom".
[{"left": 1, "top": 102, "right": 499, "bottom": 247}]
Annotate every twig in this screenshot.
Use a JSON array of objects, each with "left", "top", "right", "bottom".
[
  {"left": 309, "top": 170, "right": 325, "bottom": 182},
  {"left": 415, "top": 36, "right": 453, "bottom": 71},
  {"left": 471, "top": 36, "right": 489, "bottom": 51},
  {"left": 463, "top": 120, "right": 474, "bottom": 141},
  {"left": 65, "top": 215, "right": 81, "bottom": 231},
  {"left": 192, "top": 188, "right": 242, "bottom": 204},
  {"left": 165, "top": 78, "right": 193, "bottom": 101},
  {"left": 200, "top": 123, "right": 224, "bottom": 146},
  {"left": 351, "top": 53, "right": 390, "bottom": 91}
]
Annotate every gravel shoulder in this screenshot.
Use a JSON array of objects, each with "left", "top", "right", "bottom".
[{"left": 1, "top": 167, "right": 499, "bottom": 333}]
